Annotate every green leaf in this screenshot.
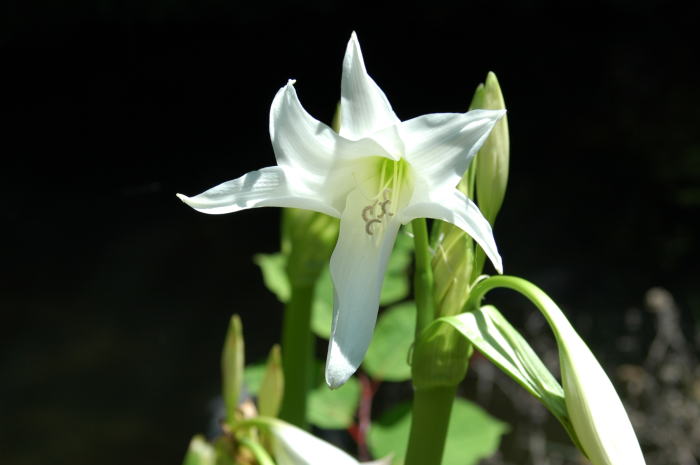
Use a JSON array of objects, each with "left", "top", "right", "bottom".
[
  {"left": 367, "top": 402, "right": 411, "bottom": 465},
  {"left": 380, "top": 230, "right": 413, "bottom": 305},
  {"left": 363, "top": 302, "right": 416, "bottom": 381},
  {"left": 307, "top": 363, "right": 361, "bottom": 429},
  {"left": 368, "top": 399, "right": 508, "bottom": 465},
  {"left": 221, "top": 315, "right": 244, "bottom": 425},
  {"left": 243, "top": 363, "right": 266, "bottom": 395},
  {"left": 258, "top": 344, "right": 284, "bottom": 418},
  {"left": 311, "top": 266, "right": 334, "bottom": 339},
  {"left": 443, "top": 399, "right": 509, "bottom": 465},
  {"left": 182, "top": 435, "right": 216, "bottom": 465},
  {"left": 474, "top": 72, "right": 509, "bottom": 227},
  {"left": 254, "top": 253, "right": 291, "bottom": 302}
]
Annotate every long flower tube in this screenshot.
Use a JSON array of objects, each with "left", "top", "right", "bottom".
[{"left": 178, "top": 32, "right": 505, "bottom": 388}]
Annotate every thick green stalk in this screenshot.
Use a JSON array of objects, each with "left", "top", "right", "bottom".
[
  {"left": 404, "top": 386, "right": 458, "bottom": 465},
  {"left": 406, "top": 218, "right": 457, "bottom": 465},
  {"left": 411, "top": 218, "right": 435, "bottom": 338},
  {"left": 279, "top": 283, "right": 315, "bottom": 429}
]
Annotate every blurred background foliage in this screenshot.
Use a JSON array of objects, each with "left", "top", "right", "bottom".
[{"left": 2, "top": 1, "right": 699, "bottom": 464}]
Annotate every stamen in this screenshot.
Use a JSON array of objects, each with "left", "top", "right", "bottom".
[
  {"left": 379, "top": 199, "right": 393, "bottom": 218},
  {"left": 365, "top": 219, "right": 381, "bottom": 235},
  {"left": 362, "top": 201, "right": 378, "bottom": 222}
]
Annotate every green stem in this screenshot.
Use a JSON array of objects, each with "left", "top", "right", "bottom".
[
  {"left": 237, "top": 437, "right": 275, "bottom": 465},
  {"left": 406, "top": 218, "right": 456, "bottom": 465},
  {"left": 279, "top": 283, "right": 315, "bottom": 429},
  {"left": 404, "top": 386, "right": 457, "bottom": 465},
  {"left": 411, "top": 218, "right": 435, "bottom": 338},
  {"left": 466, "top": 275, "right": 570, "bottom": 342}
]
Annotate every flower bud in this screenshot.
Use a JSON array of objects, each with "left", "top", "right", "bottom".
[
  {"left": 222, "top": 314, "right": 244, "bottom": 425},
  {"left": 182, "top": 435, "right": 216, "bottom": 465},
  {"left": 558, "top": 329, "right": 646, "bottom": 465},
  {"left": 471, "top": 72, "right": 509, "bottom": 226},
  {"left": 412, "top": 324, "right": 471, "bottom": 390},
  {"left": 432, "top": 223, "right": 474, "bottom": 318}
]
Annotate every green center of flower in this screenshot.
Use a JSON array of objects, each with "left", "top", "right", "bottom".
[{"left": 360, "top": 157, "right": 412, "bottom": 236}]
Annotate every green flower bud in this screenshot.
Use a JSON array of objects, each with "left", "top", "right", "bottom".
[
  {"left": 182, "top": 435, "right": 216, "bottom": 465},
  {"left": 472, "top": 72, "right": 509, "bottom": 226},
  {"left": 412, "top": 324, "right": 472, "bottom": 390},
  {"left": 431, "top": 222, "right": 474, "bottom": 318},
  {"left": 558, "top": 326, "right": 646, "bottom": 465},
  {"left": 222, "top": 315, "right": 244, "bottom": 425}
]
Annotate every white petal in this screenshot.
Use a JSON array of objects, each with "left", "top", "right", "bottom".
[
  {"left": 326, "top": 189, "right": 400, "bottom": 388},
  {"left": 270, "top": 81, "right": 339, "bottom": 188},
  {"left": 400, "top": 186, "right": 503, "bottom": 273},
  {"left": 361, "top": 457, "right": 394, "bottom": 465},
  {"left": 559, "top": 327, "right": 646, "bottom": 465},
  {"left": 271, "top": 81, "right": 401, "bottom": 211},
  {"left": 176, "top": 166, "right": 339, "bottom": 217},
  {"left": 402, "top": 109, "right": 506, "bottom": 190},
  {"left": 340, "top": 32, "right": 400, "bottom": 140},
  {"left": 268, "top": 418, "right": 360, "bottom": 465}
]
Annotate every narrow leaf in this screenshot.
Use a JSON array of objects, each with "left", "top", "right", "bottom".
[{"left": 435, "top": 306, "right": 577, "bottom": 442}]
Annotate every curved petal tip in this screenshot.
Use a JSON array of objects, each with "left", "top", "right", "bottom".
[{"left": 325, "top": 339, "right": 356, "bottom": 389}]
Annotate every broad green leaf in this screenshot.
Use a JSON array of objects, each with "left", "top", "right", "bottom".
[
  {"left": 243, "top": 363, "right": 266, "bottom": 395},
  {"left": 308, "top": 362, "right": 361, "bottom": 429},
  {"left": 308, "top": 377, "right": 361, "bottom": 429},
  {"left": 258, "top": 345, "right": 284, "bottom": 418},
  {"left": 221, "top": 315, "right": 244, "bottom": 424},
  {"left": 367, "top": 402, "right": 411, "bottom": 465},
  {"left": 443, "top": 398, "right": 509, "bottom": 465},
  {"left": 311, "top": 266, "right": 334, "bottom": 339},
  {"left": 368, "top": 399, "right": 508, "bottom": 465},
  {"left": 254, "top": 253, "right": 291, "bottom": 302},
  {"left": 363, "top": 302, "right": 416, "bottom": 381},
  {"left": 312, "top": 229, "right": 414, "bottom": 339},
  {"left": 182, "top": 435, "right": 216, "bottom": 465},
  {"left": 380, "top": 231, "right": 413, "bottom": 305}
]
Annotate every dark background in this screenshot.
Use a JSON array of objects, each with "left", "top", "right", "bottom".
[{"left": 3, "top": 2, "right": 699, "bottom": 464}]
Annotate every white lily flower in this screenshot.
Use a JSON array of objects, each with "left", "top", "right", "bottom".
[
  {"left": 265, "top": 417, "right": 391, "bottom": 465},
  {"left": 557, "top": 320, "right": 646, "bottom": 465},
  {"left": 520, "top": 282, "right": 646, "bottom": 464},
  {"left": 177, "top": 32, "right": 505, "bottom": 388}
]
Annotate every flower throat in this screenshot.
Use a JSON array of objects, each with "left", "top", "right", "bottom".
[{"left": 360, "top": 158, "right": 410, "bottom": 236}]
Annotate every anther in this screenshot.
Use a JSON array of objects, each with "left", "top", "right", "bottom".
[
  {"left": 362, "top": 201, "right": 378, "bottom": 222},
  {"left": 378, "top": 200, "right": 393, "bottom": 218},
  {"left": 365, "top": 219, "right": 381, "bottom": 235}
]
